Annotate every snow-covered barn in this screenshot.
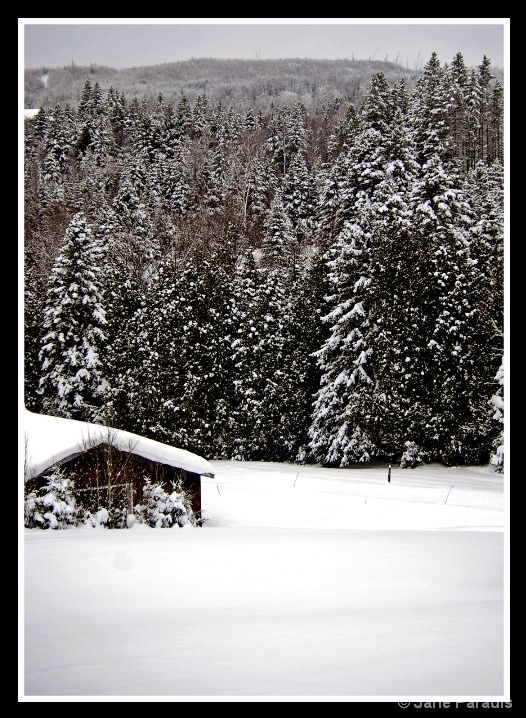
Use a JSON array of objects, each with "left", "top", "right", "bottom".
[{"left": 23, "top": 410, "right": 215, "bottom": 522}]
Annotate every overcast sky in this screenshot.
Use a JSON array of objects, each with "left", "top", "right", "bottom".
[{"left": 21, "top": 19, "right": 507, "bottom": 72}]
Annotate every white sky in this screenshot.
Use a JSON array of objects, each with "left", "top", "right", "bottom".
[
  {"left": 22, "top": 458, "right": 508, "bottom": 701},
  {"left": 21, "top": 18, "right": 508, "bottom": 71}
]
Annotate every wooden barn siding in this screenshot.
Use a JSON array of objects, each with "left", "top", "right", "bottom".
[{"left": 27, "top": 443, "right": 202, "bottom": 515}]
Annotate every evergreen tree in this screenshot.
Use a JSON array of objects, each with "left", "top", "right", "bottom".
[
  {"left": 41, "top": 105, "right": 76, "bottom": 193},
  {"left": 447, "top": 52, "right": 471, "bottom": 170},
  {"left": 192, "top": 94, "right": 210, "bottom": 138},
  {"left": 38, "top": 213, "right": 109, "bottom": 422},
  {"left": 137, "top": 478, "right": 201, "bottom": 528},
  {"left": 110, "top": 172, "right": 159, "bottom": 286},
  {"left": 409, "top": 52, "right": 453, "bottom": 166},
  {"left": 266, "top": 104, "right": 309, "bottom": 176},
  {"left": 230, "top": 200, "right": 302, "bottom": 460},
  {"left": 309, "top": 72, "right": 420, "bottom": 465},
  {"left": 326, "top": 104, "right": 359, "bottom": 160},
  {"left": 411, "top": 153, "right": 479, "bottom": 464},
  {"left": 282, "top": 151, "right": 319, "bottom": 244},
  {"left": 229, "top": 250, "right": 260, "bottom": 458},
  {"left": 24, "top": 470, "right": 77, "bottom": 530},
  {"left": 245, "top": 150, "right": 278, "bottom": 239},
  {"left": 308, "top": 215, "right": 379, "bottom": 465},
  {"left": 476, "top": 56, "right": 496, "bottom": 165},
  {"left": 111, "top": 247, "right": 235, "bottom": 457},
  {"left": 461, "top": 160, "right": 504, "bottom": 462},
  {"left": 290, "top": 248, "right": 332, "bottom": 462},
  {"left": 488, "top": 362, "right": 504, "bottom": 473}
]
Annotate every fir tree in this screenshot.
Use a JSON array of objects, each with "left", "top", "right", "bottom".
[
  {"left": 411, "top": 153, "right": 479, "bottom": 464},
  {"left": 488, "top": 362, "right": 504, "bottom": 473},
  {"left": 282, "top": 151, "right": 319, "bottom": 244},
  {"left": 38, "top": 213, "right": 109, "bottom": 422},
  {"left": 308, "top": 216, "right": 379, "bottom": 466},
  {"left": 309, "top": 72, "right": 420, "bottom": 465},
  {"left": 24, "top": 470, "right": 77, "bottom": 530},
  {"left": 409, "top": 52, "right": 453, "bottom": 167}
]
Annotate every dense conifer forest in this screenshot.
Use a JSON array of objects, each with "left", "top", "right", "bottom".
[{"left": 23, "top": 51, "right": 504, "bottom": 470}]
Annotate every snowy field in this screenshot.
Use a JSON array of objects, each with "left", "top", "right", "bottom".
[{"left": 22, "top": 460, "right": 508, "bottom": 701}]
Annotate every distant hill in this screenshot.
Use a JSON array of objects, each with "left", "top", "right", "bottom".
[{"left": 25, "top": 57, "right": 431, "bottom": 113}]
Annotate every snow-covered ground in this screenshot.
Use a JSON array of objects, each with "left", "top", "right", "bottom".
[{"left": 22, "top": 460, "right": 508, "bottom": 701}]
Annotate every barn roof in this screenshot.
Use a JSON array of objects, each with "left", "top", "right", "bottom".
[{"left": 22, "top": 410, "right": 215, "bottom": 480}]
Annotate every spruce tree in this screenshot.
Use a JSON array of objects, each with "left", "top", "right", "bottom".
[
  {"left": 308, "top": 215, "right": 379, "bottom": 465},
  {"left": 231, "top": 196, "right": 302, "bottom": 460},
  {"left": 309, "top": 72, "right": 418, "bottom": 465},
  {"left": 411, "top": 153, "right": 478, "bottom": 464},
  {"left": 38, "top": 213, "right": 109, "bottom": 422},
  {"left": 409, "top": 52, "right": 453, "bottom": 167},
  {"left": 282, "top": 151, "right": 319, "bottom": 244}
]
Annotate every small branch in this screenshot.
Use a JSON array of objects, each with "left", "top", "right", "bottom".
[{"left": 445, "top": 485, "right": 454, "bottom": 505}]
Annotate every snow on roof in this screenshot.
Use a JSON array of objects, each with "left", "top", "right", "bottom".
[{"left": 23, "top": 410, "right": 215, "bottom": 480}]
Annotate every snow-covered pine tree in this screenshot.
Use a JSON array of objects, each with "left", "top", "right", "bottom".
[
  {"left": 91, "top": 207, "right": 145, "bottom": 427},
  {"left": 461, "top": 160, "right": 504, "bottom": 463},
  {"left": 265, "top": 103, "right": 309, "bottom": 177},
  {"left": 174, "top": 94, "right": 194, "bottom": 140},
  {"left": 488, "top": 361, "right": 504, "bottom": 473},
  {"left": 24, "top": 470, "right": 77, "bottom": 530},
  {"left": 149, "top": 131, "right": 191, "bottom": 215},
  {"left": 38, "top": 212, "right": 109, "bottom": 423},
  {"left": 411, "top": 152, "right": 479, "bottom": 465},
  {"left": 40, "top": 104, "right": 76, "bottom": 202},
  {"left": 202, "top": 144, "right": 227, "bottom": 214},
  {"left": 198, "top": 241, "right": 238, "bottom": 458},
  {"left": 308, "top": 214, "right": 379, "bottom": 466},
  {"left": 447, "top": 52, "right": 471, "bottom": 171},
  {"left": 110, "top": 245, "right": 234, "bottom": 457},
  {"left": 229, "top": 250, "right": 260, "bottom": 459},
  {"left": 409, "top": 52, "right": 453, "bottom": 167},
  {"left": 230, "top": 194, "right": 303, "bottom": 460},
  {"left": 245, "top": 150, "right": 279, "bottom": 240},
  {"left": 326, "top": 104, "right": 359, "bottom": 161},
  {"left": 288, "top": 247, "right": 332, "bottom": 462},
  {"left": 309, "top": 72, "right": 415, "bottom": 465},
  {"left": 110, "top": 171, "right": 160, "bottom": 287},
  {"left": 109, "top": 255, "right": 189, "bottom": 445},
  {"left": 136, "top": 478, "right": 201, "bottom": 528},
  {"left": 192, "top": 94, "right": 210, "bottom": 139},
  {"left": 364, "top": 97, "right": 427, "bottom": 460},
  {"left": 282, "top": 150, "right": 319, "bottom": 244}
]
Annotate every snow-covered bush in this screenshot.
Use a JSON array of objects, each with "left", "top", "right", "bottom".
[
  {"left": 24, "top": 470, "right": 77, "bottom": 529},
  {"left": 295, "top": 445, "right": 308, "bottom": 464},
  {"left": 80, "top": 506, "right": 132, "bottom": 529},
  {"left": 134, "top": 478, "right": 202, "bottom": 528},
  {"left": 490, "top": 444, "right": 504, "bottom": 473},
  {"left": 399, "top": 441, "right": 430, "bottom": 469},
  {"left": 489, "top": 362, "right": 504, "bottom": 473}
]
